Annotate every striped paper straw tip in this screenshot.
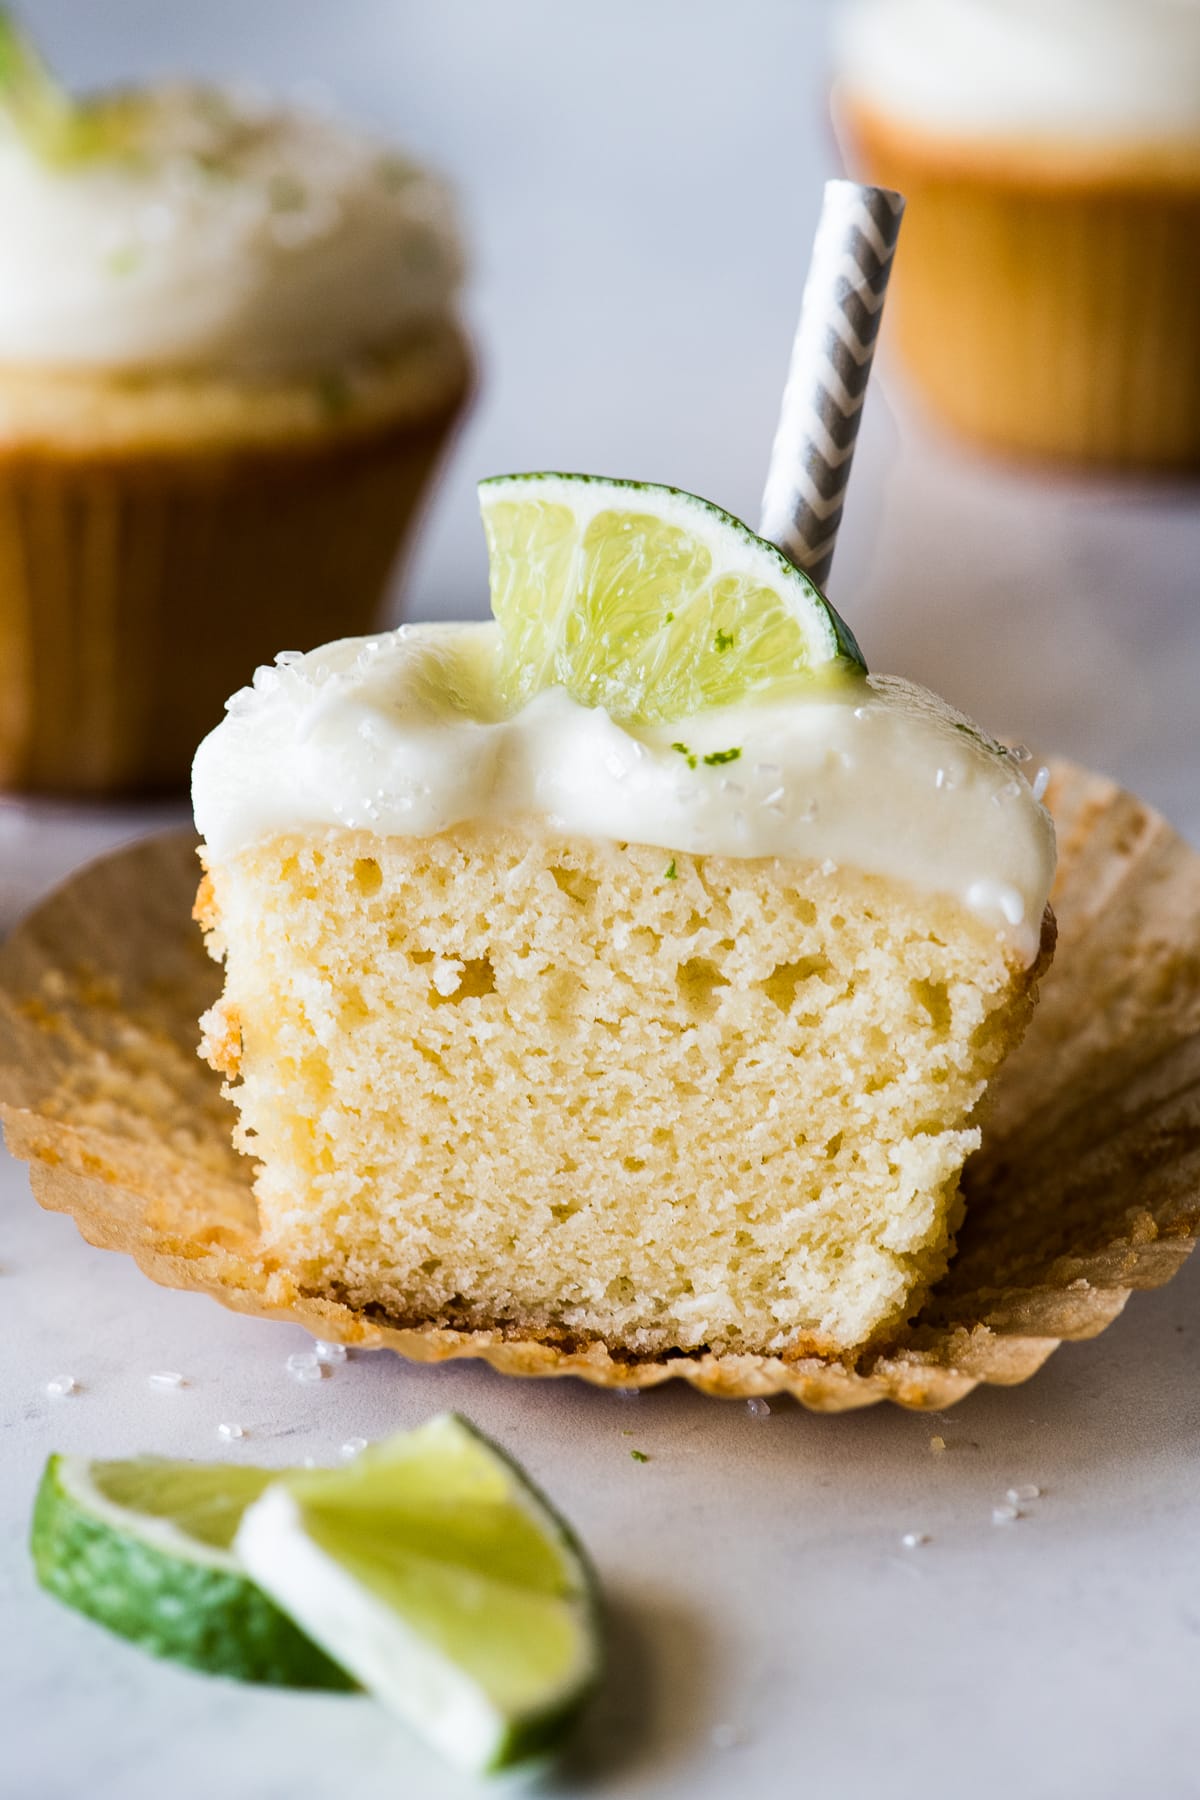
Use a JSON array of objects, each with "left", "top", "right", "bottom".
[{"left": 760, "top": 180, "right": 905, "bottom": 590}]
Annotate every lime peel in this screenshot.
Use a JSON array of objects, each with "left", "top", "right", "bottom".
[
  {"left": 30, "top": 1454, "right": 353, "bottom": 1689},
  {"left": 236, "top": 1413, "right": 601, "bottom": 1773}
]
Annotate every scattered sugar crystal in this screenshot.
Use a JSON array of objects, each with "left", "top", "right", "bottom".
[
  {"left": 1006, "top": 743, "right": 1033, "bottom": 764},
  {"left": 286, "top": 1351, "right": 327, "bottom": 1384},
  {"left": 746, "top": 1397, "right": 771, "bottom": 1419},
  {"left": 719, "top": 778, "right": 745, "bottom": 796},
  {"left": 616, "top": 1386, "right": 641, "bottom": 1400},
  {"left": 274, "top": 649, "right": 304, "bottom": 666},
  {"left": 314, "top": 1341, "right": 348, "bottom": 1365},
  {"left": 217, "top": 1422, "right": 246, "bottom": 1441},
  {"left": 901, "top": 1531, "right": 930, "bottom": 1548},
  {"left": 820, "top": 858, "right": 838, "bottom": 877},
  {"left": 148, "top": 1371, "right": 187, "bottom": 1390},
  {"left": 711, "top": 1724, "right": 746, "bottom": 1750},
  {"left": 340, "top": 1438, "right": 368, "bottom": 1460},
  {"left": 853, "top": 704, "right": 870, "bottom": 719},
  {"left": 992, "top": 1503, "right": 1020, "bottom": 1524},
  {"left": 1032, "top": 765, "right": 1051, "bottom": 801},
  {"left": 797, "top": 800, "right": 819, "bottom": 824},
  {"left": 45, "top": 1376, "right": 78, "bottom": 1398},
  {"left": 929, "top": 1435, "right": 947, "bottom": 1455},
  {"left": 761, "top": 786, "right": 786, "bottom": 809},
  {"left": 1007, "top": 1484, "right": 1041, "bottom": 1503}
]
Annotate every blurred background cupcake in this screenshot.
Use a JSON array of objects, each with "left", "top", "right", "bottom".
[
  {"left": 832, "top": 0, "right": 1200, "bottom": 469},
  {"left": 0, "top": 12, "right": 469, "bottom": 794}
]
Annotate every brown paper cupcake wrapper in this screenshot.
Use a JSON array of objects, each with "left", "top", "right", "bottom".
[
  {"left": 2, "top": 759, "right": 1199, "bottom": 1410},
  {"left": 839, "top": 103, "right": 1200, "bottom": 468},
  {"left": 0, "top": 366, "right": 469, "bottom": 795}
]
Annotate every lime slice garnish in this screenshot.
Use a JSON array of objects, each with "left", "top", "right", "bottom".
[
  {"left": 0, "top": 10, "right": 147, "bottom": 165},
  {"left": 480, "top": 470, "right": 864, "bottom": 723},
  {"left": 236, "top": 1413, "right": 602, "bottom": 1773},
  {"left": 30, "top": 1453, "right": 353, "bottom": 1688}
]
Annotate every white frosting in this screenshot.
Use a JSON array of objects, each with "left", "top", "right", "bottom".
[
  {"left": 0, "top": 86, "right": 462, "bottom": 376},
  {"left": 834, "top": 0, "right": 1200, "bottom": 142},
  {"left": 192, "top": 624, "right": 1056, "bottom": 964}
]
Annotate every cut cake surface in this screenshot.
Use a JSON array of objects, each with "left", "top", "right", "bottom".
[{"left": 197, "top": 823, "right": 1046, "bottom": 1358}]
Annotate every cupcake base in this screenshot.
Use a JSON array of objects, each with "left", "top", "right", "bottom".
[
  {"left": 838, "top": 100, "right": 1200, "bottom": 468},
  {"left": 0, "top": 326, "right": 471, "bottom": 794},
  {"left": 1, "top": 760, "right": 1197, "bottom": 1410}
]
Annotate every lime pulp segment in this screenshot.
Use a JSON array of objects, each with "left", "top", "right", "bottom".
[
  {"left": 0, "top": 11, "right": 147, "bottom": 164},
  {"left": 480, "top": 471, "right": 864, "bottom": 725},
  {"left": 236, "top": 1413, "right": 602, "bottom": 1773},
  {"left": 30, "top": 1454, "right": 354, "bottom": 1689}
]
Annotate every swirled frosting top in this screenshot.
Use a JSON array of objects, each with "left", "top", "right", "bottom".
[
  {"left": 834, "top": 0, "right": 1200, "bottom": 143},
  {"left": 0, "top": 84, "right": 462, "bottom": 375}
]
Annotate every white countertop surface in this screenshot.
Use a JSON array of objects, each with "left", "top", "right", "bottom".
[{"left": 4, "top": 4, "right": 1199, "bottom": 1797}]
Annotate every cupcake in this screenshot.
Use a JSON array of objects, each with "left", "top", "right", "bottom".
[
  {"left": 192, "top": 474, "right": 1055, "bottom": 1360},
  {"left": 0, "top": 19, "right": 469, "bottom": 793},
  {"left": 832, "top": 0, "right": 1200, "bottom": 467}
]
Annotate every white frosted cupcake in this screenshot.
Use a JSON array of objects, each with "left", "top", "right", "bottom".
[
  {"left": 0, "top": 24, "right": 469, "bottom": 793},
  {"left": 833, "top": 0, "right": 1200, "bottom": 466}
]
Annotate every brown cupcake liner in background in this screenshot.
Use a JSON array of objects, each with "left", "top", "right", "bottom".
[
  {"left": 0, "top": 337, "right": 471, "bottom": 796},
  {"left": 1, "top": 759, "right": 1198, "bottom": 1411},
  {"left": 837, "top": 101, "right": 1200, "bottom": 468}
]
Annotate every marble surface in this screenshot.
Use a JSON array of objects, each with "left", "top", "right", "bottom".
[{"left": 4, "top": 3, "right": 1200, "bottom": 1797}]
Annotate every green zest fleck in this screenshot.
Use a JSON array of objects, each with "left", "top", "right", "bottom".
[
  {"left": 630, "top": 1450, "right": 649, "bottom": 1464},
  {"left": 702, "top": 747, "right": 742, "bottom": 767},
  {"left": 268, "top": 171, "right": 307, "bottom": 212},
  {"left": 714, "top": 629, "right": 735, "bottom": 653},
  {"left": 664, "top": 860, "right": 677, "bottom": 881},
  {"left": 665, "top": 611, "right": 675, "bottom": 623},
  {"left": 106, "top": 244, "right": 140, "bottom": 276},
  {"left": 315, "top": 372, "right": 352, "bottom": 419},
  {"left": 670, "top": 741, "right": 698, "bottom": 770}
]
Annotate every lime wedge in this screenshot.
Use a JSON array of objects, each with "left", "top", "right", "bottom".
[
  {"left": 0, "top": 10, "right": 147, "bottom": 165},
  {"left": 481, "top": 470, "right": 864, "bottom": 723},
  {"left": 236, "top": 1414, "right": 601, "bottom": 1773},
  {"left": 30, "top": 1453, "right": 353, "bottom": 1688}
]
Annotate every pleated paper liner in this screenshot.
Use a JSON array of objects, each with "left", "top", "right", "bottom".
[{"left": 2, "top": 759, "right": 1199, "bottom": 1411}]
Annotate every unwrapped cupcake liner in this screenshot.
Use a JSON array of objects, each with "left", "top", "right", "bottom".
[
  {"left": 1, "top": 759, "right": 1198, "bottom": 1410},
  {"left": 0, "top": 376, "right": 468, "bottom": 795},
  {"left": 838, "top": 103, "right": 1200, "bottom": 468}
]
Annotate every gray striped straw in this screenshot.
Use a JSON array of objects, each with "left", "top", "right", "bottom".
[{"left": 759, "top": 180, "right": 905, "bottom": 590}]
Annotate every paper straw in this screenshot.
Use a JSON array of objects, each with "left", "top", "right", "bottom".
[{"left": 760, "top": 179, "right": 905, "bottom": 589}]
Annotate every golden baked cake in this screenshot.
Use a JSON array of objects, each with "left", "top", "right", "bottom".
[{"left": 193, "top": 475, "right": 1055, "bottom": 1359}]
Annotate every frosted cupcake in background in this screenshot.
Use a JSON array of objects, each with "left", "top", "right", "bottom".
[
  {"left": 0, "top": 15, "right": 469, "bottom": 793},
  {"left": 832, "top": 0, "right": 1200, "bottom": 468}
]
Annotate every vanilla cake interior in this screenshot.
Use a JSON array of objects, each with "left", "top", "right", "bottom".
[{"left": 198, "top": 823, "right": 1043, "bottom": 1358}]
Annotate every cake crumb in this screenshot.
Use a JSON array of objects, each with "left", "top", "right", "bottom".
[{"left": 930, "top": 1434, "right": 946, "bottom": 1454}]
